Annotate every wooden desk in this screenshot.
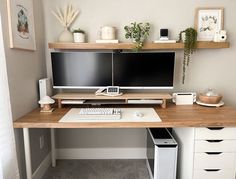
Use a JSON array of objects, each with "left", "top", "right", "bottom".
[
  {"left": 14, "top": 105, "right": 236, "bottom": 128},
  {"left": 14, "top": 105, "right": 236, "bottom": 179}
]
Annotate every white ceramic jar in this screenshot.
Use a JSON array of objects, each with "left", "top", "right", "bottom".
[{"left": 100, "top": 26, "right": 116, "bottom": 40}]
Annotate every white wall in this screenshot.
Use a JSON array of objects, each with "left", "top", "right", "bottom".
[
  {"left": 43, "top": 0, "right": 236, "bottom": 152},
  {"left": 0, "top": 0, "right": 50, "bottom": 178}
]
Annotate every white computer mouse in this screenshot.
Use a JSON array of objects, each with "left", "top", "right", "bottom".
[{"left": 134, "top": 111, "right": 144, "bottom": 118}]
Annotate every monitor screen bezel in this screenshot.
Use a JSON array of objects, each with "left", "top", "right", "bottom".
[
  {"left": 113, "top": 51, "right": 175, "bottom": 90},
  {"left": 51, "top": 52, "right": 113, "bottom": 89},
  {"left": 51, "top": 52, "right": 175, "bottom": 90}
]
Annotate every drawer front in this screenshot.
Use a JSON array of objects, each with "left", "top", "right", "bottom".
[
  {"left": 195, "top": 140, "right": 236, "bottom": 152},
  {"left": 195, "top": 127, "right": 236, "bottom": 140},
  {"left": 194, "top": 153, "right": 236, "bottom": 170},
  {"left": 193, "top": 169, "right": 235, "bottom": 179}
]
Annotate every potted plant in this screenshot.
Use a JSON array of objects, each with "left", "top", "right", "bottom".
[
  {"left": 73, "top": 28, "right": 86, "bottom": 43},
  {"left": 178, "top": 27, "right": 198, "bottom": 84},
  {"left": 124, "top": 22, "right": 151, "bottom": 51}
]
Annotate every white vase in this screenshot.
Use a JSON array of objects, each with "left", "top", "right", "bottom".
[
  {"left": 58, "top": 28, "right": 73, "bottom": 42},
  {"left": 73, "top": 33, "right": 85, "bottom": 43},
  {"left": 181, "top": 32, "right": 186, "bottom": 42}
]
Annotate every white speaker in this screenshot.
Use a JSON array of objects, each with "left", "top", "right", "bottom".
[{"left": 39, "top": 78, "right": 52, "bottom": 100}]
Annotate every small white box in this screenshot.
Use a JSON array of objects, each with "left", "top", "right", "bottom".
[{"left": 172, "top": 93, "right": 196, "bottom": 105}]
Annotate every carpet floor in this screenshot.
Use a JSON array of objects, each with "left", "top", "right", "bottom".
[{"left": 42, "top": 159, "right": 149, "bottom": 179}]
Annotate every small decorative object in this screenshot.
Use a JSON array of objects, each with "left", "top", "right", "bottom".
[
  {"left": 154, "top": 28, "right": 177, "bottom": 43},
  {"left": 7, "top": 0, "right": 36, "bottom": 50},
  {"left": 124, "top": 22, "right": 151, "bottom": 51},
  {"left": 160, "top": 29, "right": 169, "bottom": 41},
  {"left": 213, "top": 30, "right": 227, "bottom": 42},
  {"left": 178, "top": 28, "right": 198, "bottom": 84},
  {"left": 172, "top": 92, "right": 196, "bottom": 105},
  {"left": 195, "top": 8, "right": 224, "bottom": 41},
  {"left": 38, "top": 96, "right": 55, "bottom": 113},
  {"left": 100, "top": 26, "right": 116, "bottom": 40},
  {"left": 73, "top": 28, "right": 85, "bottom": 43},
  {"left": 52, "top": 4, "right": 79, "bottom": 42},
  {"left": 198, "top": 88, "right": 223, "bottom": 104}
]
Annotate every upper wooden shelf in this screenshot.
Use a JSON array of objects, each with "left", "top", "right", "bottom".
[{"left": 48, "top": 42, "right": 230, "bottom": 50}]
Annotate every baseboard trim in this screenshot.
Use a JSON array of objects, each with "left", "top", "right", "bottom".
[
  {"left": 57, "top": 148, "right": 146, "bottom": 159},
  {"left": 32, "top": 152, "right": 51, "bottom": 179}
]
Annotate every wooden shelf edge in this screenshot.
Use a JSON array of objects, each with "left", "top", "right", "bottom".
[
  {"left": 48, "top": 42, "right": 230, "bottom": 50},
  {"left": 196, "top": 41, "right": 230, "bottom": 49}
]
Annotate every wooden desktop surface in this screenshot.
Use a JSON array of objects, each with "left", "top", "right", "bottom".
[{"left": 13, "top": 104, "right": 236, "bottom": 128}]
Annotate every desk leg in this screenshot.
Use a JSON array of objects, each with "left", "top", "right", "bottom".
[
  {"left": 23, "top": 128, "right": 32, "bottom": 179},
  {"left": 50, "top": 129, "right": 56, "bottom": 167}
]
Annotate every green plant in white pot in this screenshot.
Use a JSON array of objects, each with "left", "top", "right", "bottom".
[
  {"left": 73, "top": 29, "right": 85, "bottom": 43},
  {"left": 124, "top": 22, "right": 150, "bottom": 51}
]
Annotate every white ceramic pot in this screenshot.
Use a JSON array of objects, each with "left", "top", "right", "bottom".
[
  {"left": 58, "top": 28, "right": 73, "bottom": 42},
  {"left": 100, "top": 26, "right": 116, "bottom": 40},
  {"left": 181, "top": 32, "right": 186, "bottom": 42},
  {"left": 73, "top": 33, "right": 85, "bottom": 43}
]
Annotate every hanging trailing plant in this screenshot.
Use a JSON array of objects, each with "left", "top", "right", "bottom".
[
  {"left": 178, "top": 28, "right": 198, "bottom": 84},
  {"left": 124, "top": 22, "right": 150, "bottom": 51}
]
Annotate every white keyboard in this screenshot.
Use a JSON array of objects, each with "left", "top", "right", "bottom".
[{"left": 78, "top": 108, "right": 121, "bottom": 120}]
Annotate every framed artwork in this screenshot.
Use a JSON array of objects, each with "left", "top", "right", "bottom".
[
  {"left": 7, "top": 0, "right": 36, "bottom": 50},
  {"left": 195, "top": 8, "right": 224, "bottom": 41}
]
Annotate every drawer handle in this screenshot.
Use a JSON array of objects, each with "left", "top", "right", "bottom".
[
  {"left": 206, "top": 140, "right": 223, "bottom": 143},
  {"left": 204, "top": 169, "right": 221, "bottom": 172},
  {"left": 205, "top": 152, "right": 222, "bottom": 155},
  {"left": 207, "top": 127, "right": 224, "bottom": 130}
]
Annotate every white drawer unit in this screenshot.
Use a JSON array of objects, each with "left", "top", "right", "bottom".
[
  {"left": 195, "top": 127, "right": 236, "bottom": 140},
  {"left": 173, "top": 127, "right": 236, "bottom": 179},
  {"left": 195, "top": 140, "right": 236, "bottom": 152},
  {"left": 194, "top": 127, "right": 236, "bottom": 179},
  {"left": 193, "top": 169, "right": 235, "bottom": 179},
  {"left": 194, "top": 152, "right": 236, "bottom": 170}
]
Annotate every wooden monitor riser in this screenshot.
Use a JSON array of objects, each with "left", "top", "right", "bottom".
[{"left": 53, "top": 92, "right": 172, "bottom": 109}]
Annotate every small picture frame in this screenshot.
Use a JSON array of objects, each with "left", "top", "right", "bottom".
[
  {"left": 195, "top": 8, "right": 224, "bottom": 41},
  {"left": 7, "top": 0, "right": 36, "bottom": 50}
]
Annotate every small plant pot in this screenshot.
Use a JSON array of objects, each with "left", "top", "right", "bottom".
[{"left": 73, "top": 33, "right": 85, "bottom": 43}]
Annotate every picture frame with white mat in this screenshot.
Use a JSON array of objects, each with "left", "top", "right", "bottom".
[
  {"left": 7, "top": 0, "right": 36, "bottom": 50},
  {"left": 195, "top": 7, "right": 224, "bottom": 41}
]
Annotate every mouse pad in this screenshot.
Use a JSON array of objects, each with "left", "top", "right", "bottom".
[{"left": 59, "top": 108, "right": 161, "bottom": 122}]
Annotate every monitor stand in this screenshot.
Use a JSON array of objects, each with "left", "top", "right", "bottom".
[{"left": 53, "top": 92, "right": 172, "bottom": 109}]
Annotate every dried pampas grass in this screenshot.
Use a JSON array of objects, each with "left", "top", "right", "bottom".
[{"left": 52, "top": 4, "right": 79, "bottom": 28}]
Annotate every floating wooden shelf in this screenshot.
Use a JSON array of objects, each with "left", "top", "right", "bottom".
[{"left": 48, "top": 42, "right": 230, "bottom": 50}]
